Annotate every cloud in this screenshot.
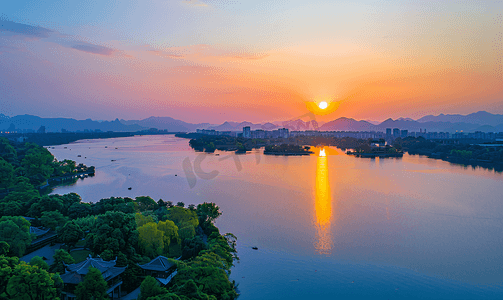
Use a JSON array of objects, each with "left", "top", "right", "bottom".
[
  {"left": 148, "top": 44, "right": 269, "bottom": 62},
  {"left": 71, "top": 43, "right": 116, "bottom": 56},
  {"left": 148, "top": 49, "right": 185, "bottom": 59},
  {"left": 232, "top": 54, "right": 270, "bottom": 60},
  {"left": 0, "top": 19, "right": 118, "bottom": 56},
  {"left": 0, "top": 19, "right": 52, "bottom": 39},
  {"left": 183, "top": 0, "right": 209, "bottom": 7}
]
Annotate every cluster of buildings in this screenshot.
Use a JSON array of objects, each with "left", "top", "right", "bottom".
[
  {"left": 384, "top": 128, "right": 503, "bottom": 140},
  {"left": 195, "top": 126, "right": 503, "bottom": 141},
  {"left": 59, "top": 255, "right": 177, "bottom": 299},
  {"left": 197, "top": 127, "right": 290, "bottom": 139}
]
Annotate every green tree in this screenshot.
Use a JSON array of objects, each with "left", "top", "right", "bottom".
[
  {"left": 139, "top": 276, "right": 167, "bottom": 300},
  {"left": 68, "top": 202, "right": 92, "bottom": 219},
  {"left": 72, "top": 215, "right": 97, "bottom": 232},
  {"left": 41, "top": 211, "right": 67, "bottom": 231},
  {"left": 146, "top": 294, "right": 181, "bottom": 300},
  {"left": 178, "top": 225, "right": 196, "bottom": 241},
  {"left": 0, "top": 158, "right": 15, "bottom": 190},
  {"left": 58, "top": 220, "right": 84, "bottom": 248},
  {"left": 0, "top": 137, "right": 17, "bottom": 163},
  {"left": 0, "top": 255, "right": 19, "bottom": 297},
  {"left": 181, "top": 236, "right": 207, "bottom": 260},
  {"left": 53, "top": 159, "right": 76, "bottom": 177},
  {"left": 196, "top": 203, "right": 222, "bottom": 226},
  {"left": 75, "top": 267, "right": 109, "bottom": 300},
  {"left": 166, "top": 207, "right": 199, "bottom": 229},
  {"left": 0, "top": 216, "right": 32, "bottom": 257},
  {"left": 60, "top": 193, "right": 82, "bottom": 216},
  {"left": 0, "top": 241, "right": 10, "bottom": 256},
  {"left": 0, "top": 200, "right": 23, "bottom": 217},
  {"left": 21, "top": 147, "right": 55, "bottom": 184},
  {"left": 135, "top": 196, "right": 158, "bottom": 212},
  {"left": 88, "top": 211, "right": 138, "bottom": 256},
  {"left": 173, "top": 279, "right": 216, "bottom": 300},
  {"left": 93, "top": 197, "right": 135, "bottom": 215},
  {"left": 158, "top": 220, "right": 179, "bottom": 249},
  {"left": 49, "top": 249, "right": 75, "bottom": 274},
  {"left": 136, "top": 213, "right": 155, "bottom": 228},
  {"left": 138, "top": 222, "right": 164, "bottom": 258},
  {"left": 0, "top": 177, "right": 39, "bottom": 216},
  {"left": 4, "top": 259, "right": 62, "bottom": 299},
  {"left": 28, "top": 195, "right": 64, "bottom": 218},
  {"left": 29, "top": 256, "right": 49, "bottom": 270}
]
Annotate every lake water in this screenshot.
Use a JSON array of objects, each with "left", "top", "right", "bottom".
[{"left": 49, "top": 135, "right": 503, "bottom": 299}]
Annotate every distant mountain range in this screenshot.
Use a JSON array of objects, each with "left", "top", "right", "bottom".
[
  {"left": 208, "top": 121, "right": 279, "bottom": 131},
  {"left": 1, "top": 111, "right": 503, "bottom": 133},
  {"left": 319, "top": 112, "right": 503, "bottom": 133},
  {"left": 0, "top": 114, "right": 144, "bottom": 132},
  {"left": 120, "top": 116, "right": 210, "bottom": 132}
]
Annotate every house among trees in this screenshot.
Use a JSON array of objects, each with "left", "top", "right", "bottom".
[
  {"left": 27, "top": 226, "right": 58, "bottom": 253},
  {"left": 60, "top": 255, "right": 126, "bottom": 299},
  {"left": 138, "top": 255, "right": 178, "bottom": 285}
]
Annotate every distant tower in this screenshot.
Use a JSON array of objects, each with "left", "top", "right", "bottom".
[
  {"left": 393, "top": 128, "right": 400, "bottom": 137},
  {"left": 243, "top": 126, "right": 251, "bottom": 138},
  {"left": 386, "top": 128, "right": 392, "bottom": 137},
  {"left": 37, "top": 126, "right": 46, "bottom": 134}
]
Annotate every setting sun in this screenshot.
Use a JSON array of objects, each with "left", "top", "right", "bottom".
[{"left": 319, "top": 102, "right": 328, "bottom": 109}]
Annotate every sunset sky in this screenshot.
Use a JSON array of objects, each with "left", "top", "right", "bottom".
[{"left": 1, "top": 0, "right": 502, "bottom": 124}]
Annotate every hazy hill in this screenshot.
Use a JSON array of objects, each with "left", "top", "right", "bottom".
[
  {"left": 0, "top": 114, "right": 9, "bottom": 122},
  {"left": 2, "top": 111, "right": 502, "bottom": 134},
  {"left": 319, "top": 117, "right": 377, "bottom": 131},
  {"left": 0, "top": 115, "right": 145, "bottom": 132},
  {"left": 209, "top": 121, "right": 278, "bottom": 131},
  {"left": 121, "top": 116, "right": 210, "bottom": 132},
  {"left": 282, "top": 119, "right": 318, "bottom": 131},
  {"left": 417, "top": 111, "right": 503, "bottom": 126},
  {"left": 320, "top": 113, "right": 503, "bottom": 133}
]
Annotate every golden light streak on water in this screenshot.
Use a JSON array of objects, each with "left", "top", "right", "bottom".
[{"left": 314, "top": 149, "right": 333, "bottom": 254}]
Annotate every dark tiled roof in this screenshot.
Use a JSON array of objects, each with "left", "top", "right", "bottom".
[
  {"left": 138, "top": 256, "right": 175, "bottom": 272},
  {"left": 61, "top": 256, "right": 126, "bottom": 284},
  {"left": 102, "top": 266, "right": 127, "bottom": 281},
  {"left": 65, "top": 256, "right": 117, "bottom": 275},
  {"left": 30, "top": 226, "right": 50, "bottom": 236},
  {"left": 60, "top": 272, "right": 84, "bottom": 285}
]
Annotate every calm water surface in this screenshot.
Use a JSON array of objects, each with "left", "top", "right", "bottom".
[{"left": 49, "top": 135, "right": 503, "bottom": 299}]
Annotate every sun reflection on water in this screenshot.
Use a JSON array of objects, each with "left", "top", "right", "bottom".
[{"left": 314, "top": 148, "right": 333, "bottom": 254}]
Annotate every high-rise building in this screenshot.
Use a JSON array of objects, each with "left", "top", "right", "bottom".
[
  {"left": 386, "top": 128, "right": 392, "bottom": 136},
  {"left": 243, "top": 126, "right": 251, "bottom": 138},
  {"left": 401, "top": 130, "right": 408, "bottom": 138},
  {"left": 393, "top": 128, "right": 400, "bottom": 137},
  {"left": 278, "top": 128, "right": 289, "bottom": 138}
]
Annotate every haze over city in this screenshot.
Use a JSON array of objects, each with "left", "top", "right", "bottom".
[{"left": 1, "top": 0, "right": 503, "bottom": 124}]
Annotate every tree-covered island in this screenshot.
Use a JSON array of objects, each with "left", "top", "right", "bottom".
[
  {"left": 263, "top": 144, "right": 313, "bottom": 155},
  {"left": 0, "top": 137, "right": 239, "bottom": 299},
  {"left": 179, "top": 133, "right": 503, "bottom": 171}
]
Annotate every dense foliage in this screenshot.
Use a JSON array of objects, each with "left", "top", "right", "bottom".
[
  {"left": 0, "top": 138, "right": 239, "bottom": 299},
  {"left": 75, "top": 267, "right": 108, "bottom": 300},
  {"left": 394, "top": 137, "right": 503, "bottom": 170},
  {"left": 0, "top": 216, "right": 32, "bottom": 257},
  {"left": 264, "top": 144, "right": 312, "bottom": 155},
  {"left": 0, "top": 255, "right": 62, "bottom": 299}
]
